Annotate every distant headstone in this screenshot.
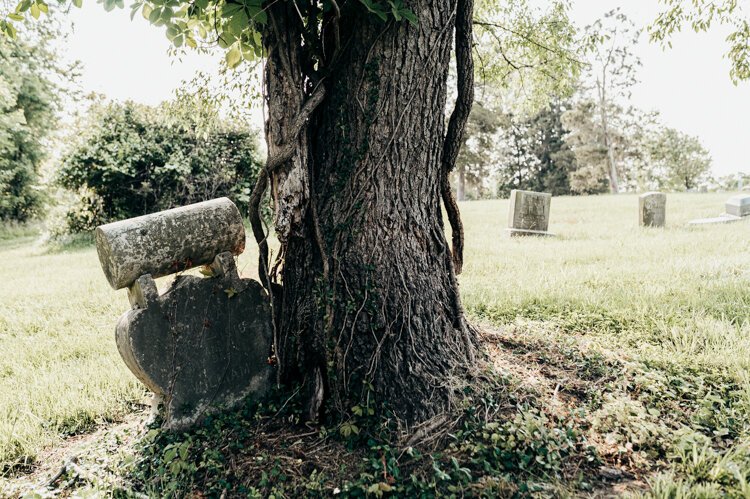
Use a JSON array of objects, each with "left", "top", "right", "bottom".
[
  {"left": 96, "top": 198, "right": 273, "bottom": 429},
  {"left": 726, "top": 195, "right": 750, "bottom": 218},
  {"left": 639, "top": 192, "right": 666, "bottom": 228},
  {"left": 506, "top": 190, "right": 554, "bottom": 237}
]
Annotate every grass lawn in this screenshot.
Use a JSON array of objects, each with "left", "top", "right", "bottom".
[{"left": 1, "top": 192, "right": 749, "bottom": 495}]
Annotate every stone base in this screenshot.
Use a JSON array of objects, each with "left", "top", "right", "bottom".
[
  {"left": 506, "top": 228, "right": 556, "bottom": 237},
  {"left": 687, "top": 214, "right": 742, "bottom": 226}
]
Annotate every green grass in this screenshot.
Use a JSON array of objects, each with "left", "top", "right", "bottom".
[
  {"left": 460, "top": 193, "right": 750, "bottom": 371},
  {"left": 2, "top": 192, "right": 750, "bottom": 494}
]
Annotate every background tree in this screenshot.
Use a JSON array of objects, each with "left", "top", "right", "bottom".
[
  {"left": 524, "top": 100, "right": 577, "bottom": 195},
  {"left": 580, "top": 9, "right": 641, "bottom": 193},
  {"left": 0, "top": 21, "right": 65, "bottom": 222},
  {"left": 648, "top": 127, "right": 712, "bottom": 191},
  {"left": 494, "top": 112, "right": 539, "bottom": 197},
  {"left": 454, "top": 102, "right": 502, "bottom": 201}
]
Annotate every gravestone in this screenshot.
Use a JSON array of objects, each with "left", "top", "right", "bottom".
[
  {"left": 96, "top": 198, "right": 273, "bottom": 429},
  {"left": 639, "top": 192, "right": 666, "bottom": 228},
  {"left": 726, "top": 195, "right": 750, "bottom": 218},
  {"left": 506, "top": 190, "right": 554, "bottom": 237},
  {"left": 688, "top": 194, "right": 750, "bottom": 226}
]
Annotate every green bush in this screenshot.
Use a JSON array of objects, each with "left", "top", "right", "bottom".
[{"left": 57, "top": 97, "right": 262, "bottom": 232}]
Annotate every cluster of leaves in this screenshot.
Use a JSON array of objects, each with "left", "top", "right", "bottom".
[
  {"left": 472, "top": 0, "right": 583, "bottom": 114},
  {"left": 650, "top": 0, "right": 750, "bottom": 84},
  {"left": 3, "top": 0, "right": 417, "bottom": 69},
  {"left": 56, "top": 93, "right": 262, "bottom": 233}
]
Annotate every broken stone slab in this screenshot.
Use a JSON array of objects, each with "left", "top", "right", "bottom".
[
  {"left": 505, "top": 189, "right": 554, "bottom": 237},
  {"left": 639, "top": 192, "right": 666, "bottom": 228},
  {"left": 726, "top": 195, "right": 750, "bottom": 217},
  {"left": 95, "top": 197, "right": 245, "bottom": 290},
  {"left": 687, "top": 214, "right": 742, "bottom": 226},
  {"left": 116, "top": 252, "right": 273, "bottom": 430}
]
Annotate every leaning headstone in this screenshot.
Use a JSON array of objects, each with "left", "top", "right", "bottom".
[
  {"left": 639, "top": 192, "right": 666, "bottom": 228},
  {"left": 506, "top": 190, "right": 554, "bottom": 237},
  {"left": 96, "top": 198, "right": 273, "bottom": 429},
  {"left": 726, "top": 195, "right": 750, "bottom": 218}
]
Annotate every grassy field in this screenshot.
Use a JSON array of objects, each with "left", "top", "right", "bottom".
[{"left": 1, "top": 192, "right": 750, "bottom": 495}]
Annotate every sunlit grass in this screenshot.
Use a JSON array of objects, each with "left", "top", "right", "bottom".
[
  {"left": 1, "top": 191, "right": 748, "bottom": 472},
  {"left": 459, "top": 192, "right": 750, "bottom": 373}
]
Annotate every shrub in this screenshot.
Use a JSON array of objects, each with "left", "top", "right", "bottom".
[{"left": 57, "top": 96, "right": 262, "bottom": 232}]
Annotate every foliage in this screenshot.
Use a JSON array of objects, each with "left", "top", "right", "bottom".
[
  {"left": 56, "top": 95, "right": 262, "bottom": 232},
  {"left": 0, "top": 22, "right": 62, "bottom": 222},
  {"left": 648, "top": 127, "right": 712, "bottom": 191},
  {"left": 490, "top": 102, "right": 577, "bottom": 197},
  {"left": 472, "top": 0, "right": 583, "bottom": 114},
  {"left": 523, "top": 101, "right": 577, "bottom": 195},
  {"left": 650, "top": 0, "right": 750, "bottom": 84}
]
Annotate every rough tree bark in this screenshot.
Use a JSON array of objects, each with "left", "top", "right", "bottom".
[{"left": 254, "top": 0, "right": 478, "bottom": 426}]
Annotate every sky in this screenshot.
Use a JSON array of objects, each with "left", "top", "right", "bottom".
[{"left": 57, "top": 0, "right": 749, "bottom": 177}]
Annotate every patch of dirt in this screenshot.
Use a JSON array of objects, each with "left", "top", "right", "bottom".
[{"left": 1, "top": 411, "right": 150, "bottom": 498}]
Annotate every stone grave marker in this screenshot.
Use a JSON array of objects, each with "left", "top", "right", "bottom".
[
  {"left": 639, "top": 192, "right": 666, "bottom": 228},
  {"left": 96, "top": 197, "right": 273, "bottom": 429},
  {"left": 506, "top": 189, "right": 554, "bottom": 237},
  {"left": 726, "top": 195, "right": 750, "bottom": 218},
  {"left": 688, "top": 194, "right": 750, "bottom": 226}
]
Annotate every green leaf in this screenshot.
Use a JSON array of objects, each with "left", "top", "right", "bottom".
[
  {"left": 16, "top": 0, "right": 31, "bottom": 14},
  {"left": 400, "top": 8, "right": 418, "bottom": 26},
  {"left": 7, "top": 13, "right": 24, "bottom": 20},
  {"left": 141, "top": 3, "right": 152, "bottom": 20},
  {"left": 29, "top": 3, "right": 39, "bottom": 19},
  {"left": 148, "top": 5, "right": 160, "bottom": 23},
  {"left": 225, "top": 45, "right": 242, "bottom": 68},
  {"left": 72, "top": 0, "right": 82, "bottom": 7}
]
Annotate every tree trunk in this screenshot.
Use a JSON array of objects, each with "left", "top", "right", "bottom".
[
  {"left": 264, "top": 2, "right": 477, "bottom": 425},
  {"left": 597, "top": 78, "right": 619, "bottom": 194},
  {"left": 456, "top": 166, "right": 466, "bottom": 202}
]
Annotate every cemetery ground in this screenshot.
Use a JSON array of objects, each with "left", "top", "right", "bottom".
[{"left": 2, "top": 192, "right": 750, "bottom": 496}]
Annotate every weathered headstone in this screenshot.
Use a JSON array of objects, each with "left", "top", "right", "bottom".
[
  {"left": 639, "top": 192, "right": 666, "bottom": 228},
  {"left": 506, "top": 189, "right": 554, "bottom": 237},
  {"left": 726, "top": 195, "right": 750, "bottom": 218},
  {"left": 96, "top": 198, "right": 273, "bottom": 429}
]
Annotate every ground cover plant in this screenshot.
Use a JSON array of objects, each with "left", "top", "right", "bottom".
[{"left": 1, "top": 192, "right": 750, "bottom": 496}]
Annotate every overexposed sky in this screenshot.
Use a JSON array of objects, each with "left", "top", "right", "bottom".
[{"left": 57, "top": 0, "right": 748, "bottom": 176}]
